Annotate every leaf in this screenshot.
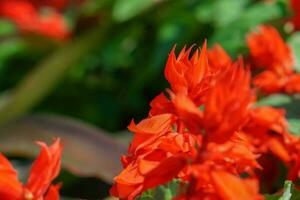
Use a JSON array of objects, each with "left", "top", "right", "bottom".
[
  {"left": 113, "top": 0, "right": 155, "bottom": 22},
  {"left": 138, "top": 179, "right": 180, "bottom": 200},
  {"left": 279, "top": 181, "right": 292, "bottom": 200},
  {"left": 255, "top": 94, "right": 300, "bottom": 119},
  {"left": 0, "top": 39, "right": 25, "bottom": 70},
  {"left": 288, "top": 119, "right": 300, "bottom": 136},
  {"left": 0, "top": 19, "right": 16, "bottom": 36},
  {"left": 210, "top": 2, "right": 283, "bottom": 55},
  {"left": 0, "top": 114, "right": 127, "bottom": 183},
  {"left": 255, "top": 94, "right": 292, "bottom": 107},
  {"left": 265, "top": 181, "right": 300, "bottom": 200},
  {"left": 0, "top": 26, "right": 107, "bottom": 125},
  {"left": 288, "top": 32, "right": 300, "bottom": 72},
  {"left": 195, "top": 0, "right": 249, "bottom": 27}
]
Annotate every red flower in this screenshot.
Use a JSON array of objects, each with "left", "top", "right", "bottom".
[
  {"left": 111, "top": 110, "right": 200, "bottom": 199},
  {"left": 0, "top": 0, "right": 70, "bottom": 40},
  {"left": 164, "top": 42, "right": 210, "bottom": 105},
  {"left": 203, "top": 60, "right": 252, "bottom": 143},
  {"left": 241, "top": 106, "right": 300, "bottom": 184},
  {"left": 247, "top": 25, "right": 300, "bottom": 94},
  {"left": 0, "top": 139, "right": 63, "bottom": 200},
  {"left": 290, "top": 0, "right": 300, "bottom": 30},
  {"left": 180, "top": 137, "right": 262, "bottom": 200},
  {"left": 247, "top": 25, "right": 293, "bottom": 74},
  {"left": 207, "top": 44, "right": 232, "bottom": 71},
  {"left": 211, "top": 170, "right": 263, "bottom": 200}
]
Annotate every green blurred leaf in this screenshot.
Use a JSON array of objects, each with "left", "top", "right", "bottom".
[
  {"left": 0, "top": 114, "right": 127, "bottom": 183},
  {"left": 265, "top": 181, "right": 300, "bottom": 200},
  {"left": 0, "top": 26, "right": 107, "bottom": 124},
  {"left": 288, "top": 119, "right": 300, "bottom": 136},
  {"left": 138, "top": 179, "right": 180, "bottom": 200},
  {"left": 279, "top": 181, "right": 293, "bottom": 200},
  {"left": 256, "top": 94, "right": 292, "bottom": 107},
  {"left": 113, "top": 0, "right": 155, "bottom": 22},
  {"left": 210, "top": 2, "right": 283, "bottom": 55},
  {"left": 0, "top": 39, "right": 25, "bottom": 69},
  {"left": 288, "top": 32, "right": 300, "bottom": 72},
  {"left": 0, "top": 19, "right": 16, "bottom": 36},
  {"left": 195, "top": 0, "right": 249, "bottom": 27}
]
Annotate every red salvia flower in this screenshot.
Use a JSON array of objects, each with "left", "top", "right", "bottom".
[
  {"left": 0, "top": 0, "right": 70, "bottom": 40},
  {"left": 0, "top": 138, "right": 63, "bottom": 200},
  {"left": 203, "top": 60, "right": 252, "bottom": 144},
  {"left": 242, "top": 106, "right": 300, "bottom": 185},
  {"left": 247, "top": 25, "right": 300, "bottom": 94},
  {"left": 111, "top": 42, "right": 265, "bottom": 200},
  {"left": 179, "top": 135, "right": 262, "bottom": 200},
  {"left": 247, "top": 25, "right": 293, "bottom": 74},
  {"left": 111, "top": 112, "right": 199, "bottom": 199},
  {"left": 290, "top": 0, "right": 300, "bottom": 30},
  {"left": 164, "top": 42, "right": 210, "bottom": 105},
  {"left": 207, "top": 44, "right": 232, "bottom": 71}
]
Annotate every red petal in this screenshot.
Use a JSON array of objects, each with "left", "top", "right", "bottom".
[
  {"left": 26, "top": 138, "right": 63, "bottom": 198},
  {"left": 0, "top": 153, "right": 22, "bottom": 199},
  {"left": 44, "top": 184, "right": 61, "bottom": 200},
  {"left": 211, "top": 170, "right": 262, "bottom": 200}
]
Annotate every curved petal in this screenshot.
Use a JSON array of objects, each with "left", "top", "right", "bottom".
[
  {"left": 44, "top": 184, "right": 61, "bottom": 200},
  {"left": 0, "top": 153, "right": 22, "bottom": 199},
  {"left": 211, "top": 170, "right": 263, "bottom": 200},
  {"left": 26, "top": 138, "right": 63, "bottom": 198}
]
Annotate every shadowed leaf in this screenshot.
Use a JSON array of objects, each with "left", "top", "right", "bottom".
[{"left": 0, "top": 114, "right": 127, "bottom": 183}]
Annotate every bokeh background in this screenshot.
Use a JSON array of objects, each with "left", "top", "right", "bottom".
[{"left": 0, "top": 0, "right": 298, "bottom": 199}]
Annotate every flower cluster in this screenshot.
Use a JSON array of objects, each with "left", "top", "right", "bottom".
[
  {"left": 111, "top": 24, "right": 300, "bottom": 200},
  {"left": 0, "top": 139, "right": 63, "bottom": 200},
  {"left": 248, "top": 25, "right": 300, "bottom": 94},
  {"left": 0, "top": 0, "right": 77, "bottom": 40}
]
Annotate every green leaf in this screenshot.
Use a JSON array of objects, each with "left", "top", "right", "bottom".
[
  {"left": 255, "top": 94, "right": 300, "bottom": 119},
  {"left": 288, "top": 119, "right": 300, "bottom": 136},
  {"left": 288, "top": 32, "right": 300, "bottom": 73},
  {"left": 279, "top": 181, "right": 292, "bottom": 200},
  {"left": 195, "top": 0, "right": 249, "bottom": 27},
  {"left": 0, "top": 39, "right": 25, "bottom": 70},
  {"left": 0, "top": 26, "right": 107, "bottom": 125},
  {"left": 138, "top": 179, "right": 180, "bottom": 200},
  {"left": 265, "top": 181, "right": 300, "bottom": 200},
  {"left": 0, "top": 19, "right": 16, "bottom": 36},
  {"left": 210, "top": 2, "right": 283, "bottom": 55},
  {"left": 113, "top": 0, "right": 155, "bottom": 22},
  {"left": 265, "top": 194, "right": 280, "bottom": 200},
  {"left": 255, "top": 94, "right": 292, "bottom": 107},
  {"left": 0, "top": 114, "right": 127, "bottom": 183}
]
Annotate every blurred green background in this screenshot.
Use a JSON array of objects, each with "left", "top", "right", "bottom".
[{"left": 0, "top": 0, "right": 297, "bottom": 199}]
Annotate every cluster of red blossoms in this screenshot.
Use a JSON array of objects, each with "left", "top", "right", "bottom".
[
  {"left": 0, "top": 0, "right": 78, "bottom": 40},
  {"left": 110, "top": 24, "right": 300, "bottom": 200},
  {"left": 0, "top": 139, "right": 62, "bottom": 200}
]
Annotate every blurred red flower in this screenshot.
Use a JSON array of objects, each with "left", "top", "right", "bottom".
[
  {"left": 0, "top": 0, "right": 71, "bottom": 40},
  {"left": 290, "top": 0, "right": 300, "bottom": 30},
  {"left": 247, "top": 25, "right": 300, "bottom": 94}
]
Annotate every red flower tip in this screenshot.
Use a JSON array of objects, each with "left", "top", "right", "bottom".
[
  {"left": 0, "top": 138, "right": 63, "bottom": 200},
  {"left": 208, "top": 44, "right": 232, "bottom": 71},
  {"left": 164, "top": 41, "right": 210, "bottom": 104}
]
